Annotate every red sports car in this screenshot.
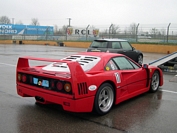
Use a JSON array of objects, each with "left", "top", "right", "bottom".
[{"left": 16, "top": 52, "right": 163, "bottom": 115}]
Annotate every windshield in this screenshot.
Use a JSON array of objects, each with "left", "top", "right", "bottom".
[{"left": 90, "top": 41, "right": 108, "bottom": 48}]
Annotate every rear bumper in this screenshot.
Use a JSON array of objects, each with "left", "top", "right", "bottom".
[{"left": 17, "top": 85, "right": 94, "bottom": 113}]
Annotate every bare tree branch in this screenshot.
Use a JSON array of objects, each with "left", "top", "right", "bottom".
[
  {"left": 0, "top": 16, "right": 11, "bottom": 24},
  {"left": 16, "top": 20, "right": 23, "bottom": 25},
  {"left": 31, "top": 18, "right": 40, "bottom": 25}
]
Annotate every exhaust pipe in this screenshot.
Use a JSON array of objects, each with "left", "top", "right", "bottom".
[{"left": 35, "top": 96, "right": 45, "bottom": 103}]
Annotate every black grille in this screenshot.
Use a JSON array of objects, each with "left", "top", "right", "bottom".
[{"left": 78, "top": 82, "right": 88, "bottom": 95}]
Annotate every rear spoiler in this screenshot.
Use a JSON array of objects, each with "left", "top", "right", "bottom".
[{"left": 17, "top": 56, "right": 87, "bottom": 81}]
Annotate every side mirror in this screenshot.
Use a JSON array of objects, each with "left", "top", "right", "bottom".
[{"left": 143, "top": 64, "right": 148, "bottom": 69}]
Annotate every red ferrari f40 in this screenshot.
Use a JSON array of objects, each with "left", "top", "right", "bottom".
[{"left": 16, "top": 52, "right": 163, "bottom": 115}]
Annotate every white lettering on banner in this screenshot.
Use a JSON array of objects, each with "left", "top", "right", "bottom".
[
  {"left": 75, "top": 29, "right": 87, "bottom": 35},
  {"left": 0, "top": 25, "right": 12, "bottom": 29},
  {"left": 67, "top": 27, "right": 99, "bottom": 37},
  {"left": 27, "top": 28, "right": 36, "bottom": 30},
  {"left": 0, "top": 29, "right": 17, "bottom": 34}
]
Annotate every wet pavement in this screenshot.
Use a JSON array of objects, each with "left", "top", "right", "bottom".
[{"left": 0, "top": 44, "right": 177, "bottom": 133}]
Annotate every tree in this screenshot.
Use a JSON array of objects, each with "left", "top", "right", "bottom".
[
  {"left": 31, "top": 18, "right": 39, "bottom": 25},
  {"left": 150, "top": 28, "right": 159, "bottom": 38},
  {"left": 129, "top": 23, "right": 136, "bottom": 35},
  {"left": 54, "top": 25, "right": 64, "bottom": 35},
  {"left": 111, "top": 24, "right": 120, "bottom": 34},
  {"left": 16, "top": 20, "right": 23, "bottom": 25},
  {"left": 89, "top": 25, "right": 95, "bottom": 29},
  {"left": 58, "top": 25, "right": 67, "bottom": 35},
  {"left": 124, "top": 27, "right": 127, "bottom": 34},
  {"left": 54, "top": 25, "right": 59, "bottom": 34},
  {"left": 102, "top": 29, "right": 108, "bottom": 34},
  {"left": 160, "top": 29, "right": 166, "bottom": 36},
  {"left": 0, "top": 16, "right": 11, "bottom": 24}
]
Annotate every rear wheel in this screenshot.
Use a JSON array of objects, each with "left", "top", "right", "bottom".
[
  {"left": 150, "top": 71, "right": 160, "bottom": 92},
  {"left": 137, "top": 55, "right": 143, "bottom": 65},
  {"left": 94, "top": 83, "right": 114, "bottom": 115}
]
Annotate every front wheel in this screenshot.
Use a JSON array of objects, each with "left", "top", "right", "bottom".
[
  {"left": 94, "top": 83, "right": 114, "bottom": 115},
  {"left": 149, "top": 71, "right": 160, "bottom": 92}
]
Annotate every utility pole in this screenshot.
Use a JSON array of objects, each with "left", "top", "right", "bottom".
[
  {"left": 66, "top": 18, "right": 71, "bottom": 41},
  {"left": 167, "top": 23, "right": 171, "bottom": 43},
  {"left": 67, "top": 18, "right": 71, "bottom": 27},
  {"left": 136, "top": 23, "right": 139, "bottom": 42},
  {"left": 109, "top": 24, "right": 113, "bottom": 39},
  {"left": 86, "top": 25, "right": 90, "bottom": 40}
]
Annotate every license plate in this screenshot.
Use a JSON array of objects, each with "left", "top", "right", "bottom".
[{"left": 33, "top": 77, "right": 49, "bottom": 87}]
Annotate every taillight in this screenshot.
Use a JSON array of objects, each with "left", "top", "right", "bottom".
[
  {"left": 17, "top": 73, "right": 21, "bottom": 81},
  {"left": 56, "top": 81, "right": 63, "bottom": 91},
  {"left": 29, "top": 76, "right": 32, "bottom": 83},
  {"left": 51, "top": 80, "right": 55, "bottom": 88},
  {"left": 64, "top": 83, "right": 71, "bottom": 92},
  {"left": 22, "top": 74, "right": 27, "bottom": 82}
]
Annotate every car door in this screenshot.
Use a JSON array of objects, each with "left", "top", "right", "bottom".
[
  {"left": 112, "top": 56, "right": 147, "bottom": 94},
  {"left": 108, "top": 41, "right": 123, "bottom": 53},
  {"left": 104, "top": 59, "right": 129, "bottom": 101}
]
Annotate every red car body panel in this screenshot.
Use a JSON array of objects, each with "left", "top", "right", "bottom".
[{"left": 16, "top": 52, "right": 163, "bottom": 113}]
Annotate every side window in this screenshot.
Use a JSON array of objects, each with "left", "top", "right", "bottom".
[
  {"left": 112, "top": 42, "right": 121, "bottom": 49},
  {"left": 105, "top": 60, "right": 118, "bottom": 71},
  {"left": 129, "top": 60, "right": 141, "bottom": 69},
  {"left": 113, "top": 57, "right": 135, "bottom": 70},
  {"left": 91, "top": 41, "right": 108, "bottom": 48},
  {"left": 120, "top": 41, "right": 132, "bottom": 50}
]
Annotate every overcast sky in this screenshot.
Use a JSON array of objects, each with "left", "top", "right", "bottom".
[{"left": 1, "top": 0, "right": 177, "bottom": 29}]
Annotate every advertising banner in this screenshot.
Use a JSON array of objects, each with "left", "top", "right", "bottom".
[
  {"left": 0, "top": 24, "right": 53, "bottom": 35},
  {"left": 67, "top": 27, "right": 99, "bottom": 37}
]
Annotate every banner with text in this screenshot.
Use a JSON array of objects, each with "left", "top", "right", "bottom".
[
  {"left": 0, "top": 24, "right": 54, "bottom": 35},
  {"left": 67, "top": 27, "right": 99, "bottom": 37}
]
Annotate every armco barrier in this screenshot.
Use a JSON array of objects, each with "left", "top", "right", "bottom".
[{"left": 0, "top": 40, "right": 177, "bottom": 54}]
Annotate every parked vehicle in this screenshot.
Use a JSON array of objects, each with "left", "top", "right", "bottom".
[{"left": 87, "top": 39, "right": 143, "bottom": 65}]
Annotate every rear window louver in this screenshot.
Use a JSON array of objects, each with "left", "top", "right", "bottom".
[
  {"left": 77, "top": 82, "right": 88, "bottom": 95},
  {"left": 62, "top": 55, "right": 101, "bottom": 71},
  {"left": 85, "top": 57, "right": 97, "bottom": 59}
]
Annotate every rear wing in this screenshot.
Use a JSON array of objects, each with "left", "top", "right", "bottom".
[{"left": 16, "top": 56, "right": 87, "bottom": 81}]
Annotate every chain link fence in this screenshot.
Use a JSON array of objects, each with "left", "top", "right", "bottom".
[{"left": 0, "top": 24, "right": 177, "bottom": 44}]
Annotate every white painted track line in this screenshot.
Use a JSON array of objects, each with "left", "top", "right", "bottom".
[{"left": 0, "top": 62, "right": 16, "bottom": 67}]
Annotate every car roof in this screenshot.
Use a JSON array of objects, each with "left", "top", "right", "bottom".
[{"left": 94, "top": 38, "right": 127, "bottom": 42}]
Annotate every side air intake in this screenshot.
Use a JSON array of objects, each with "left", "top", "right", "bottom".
[{"left": 78, "top": 82, "right": 88, "bottom": 95}]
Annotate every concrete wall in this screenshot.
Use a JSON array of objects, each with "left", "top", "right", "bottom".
[{"left": 0, "top": 40, "right": 177, "bottom": 54}]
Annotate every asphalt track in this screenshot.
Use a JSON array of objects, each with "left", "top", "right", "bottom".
[{"left": 0, "top": 44, "right": 177, "bottom": 133}]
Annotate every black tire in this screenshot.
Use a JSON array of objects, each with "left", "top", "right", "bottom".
[
  {"left": 94, "top": 83, "right": 114, "bottom": 115},
  {"left": 137, "top": 54, "right": 143, "bottom": 65},
  {"left": 149, "top": 71, "right": 160, "bottom": 92}
]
